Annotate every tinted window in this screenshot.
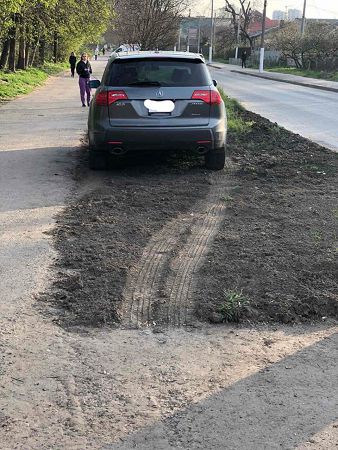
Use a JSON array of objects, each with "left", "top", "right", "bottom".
[{"left": 106, "top": 58, "right": 211, "bottom": 87}]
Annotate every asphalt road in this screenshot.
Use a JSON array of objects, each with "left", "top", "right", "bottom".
[{"left": 209, "top": 65, "right": 338, "bottom": 152}]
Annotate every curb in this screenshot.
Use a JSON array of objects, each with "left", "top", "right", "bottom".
[
  {"left": 230, "top": 70, "right": 338, "bottom": 94},
  {"left": 207, "top": 64, "right": 223, "bottom": 69}
]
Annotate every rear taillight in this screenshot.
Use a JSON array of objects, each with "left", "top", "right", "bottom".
[
  {"left": 210, "top": 90, "right": 222, "bottom": 105},
  {"left": 191, "top": 90, "right": 222, "bottom": 105},
  {"left": 95, "top": 90, "right": 128, "bottom": 106},
  {"left": 95, "top": 91, "right": 108, "bottom": 105},
  {"left": 191, "top": 90, "right": 210, "bottom": 103},
  {"left": 108, "top": 90, "right": 128, "bottom": 104}
]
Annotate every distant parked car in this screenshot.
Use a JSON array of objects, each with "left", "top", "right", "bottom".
[
  {"left": 88, "top": 51, "right": 227, "bottom": 170},
  {"left": 111, "top": 44, "right": 141, "bottom": 55}
]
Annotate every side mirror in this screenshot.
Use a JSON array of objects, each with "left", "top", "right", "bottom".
[
  {"left": 89, "top": 79, "right": 100, "bottom": 89},
  {"left": 213, "top": 79, "right": 217, "bottom": 87}
]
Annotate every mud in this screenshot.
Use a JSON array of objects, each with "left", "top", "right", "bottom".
[
  {"left": 45, "top": 111, "right": 338, "bottom": 328},
  {"left": 196, "top": 112, "right": 338, "bottom": 324}
]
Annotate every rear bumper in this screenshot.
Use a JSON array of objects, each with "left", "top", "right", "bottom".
[{"left": 89, "top": 122, "right": 226, "bottom": 153}]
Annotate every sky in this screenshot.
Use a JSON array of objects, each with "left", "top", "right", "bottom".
[{"left": 191, "top": 0, "right": 338, "bottom": 19}]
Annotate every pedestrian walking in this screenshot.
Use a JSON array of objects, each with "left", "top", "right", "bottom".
[
  {"left": 102, "top": 47, "right": 105, "bottom": 56},
  {"left": 241, "top": 50, "right": 247, "bottom": 69},
  {"left": 76, "top": 53, "right": 92, "bottom": 107},
  {"left": 69, "top": 52, "right": 76, "bottom": 77},
  {"left": 94, "top": 47, "right": 99, "bottom": 60}
]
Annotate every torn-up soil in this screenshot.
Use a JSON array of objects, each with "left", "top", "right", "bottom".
[
  {"left": 195, "top": 112, "right": 338, "bottom": 324},
  {"left": 44, "top": 111, "right": 337, "bottom": 328}
]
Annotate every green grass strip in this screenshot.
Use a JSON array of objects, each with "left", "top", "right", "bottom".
[
  {"left": 218, "top": 87, "right": 254, "bottom": 133},
  {"left": 0, "top": 63, "right": 68, "bottom": 100},
  {"left": 266, "top": 67, "right": 338, "bottom": 82}
]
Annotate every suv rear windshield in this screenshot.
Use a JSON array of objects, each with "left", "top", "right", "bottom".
[{"left": 106, "top": 58, "right": 211, "bottom": 87}]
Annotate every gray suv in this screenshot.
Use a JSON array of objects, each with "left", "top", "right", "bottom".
[{"left": 88, "top": 51, "right": 227, "bottom": 170}]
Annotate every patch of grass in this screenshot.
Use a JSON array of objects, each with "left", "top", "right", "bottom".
[
  {"left": 303, "top": 162, "right": 334, "bottom": 176},
  {"left": 221, "top": 195, "right": 234, "bottom": 203},
  {"left": 313, "top": 230, "right": 323, "bottom": 245},
  {"left": 218, "top": 87, "right": 254, "bottom": 133},
  {"left": 266, "top": 67, "right": 338, "bottom": 82},
  {"left": 219, "top": 289, "right": 249, "bottom": 323},
  {"left": 214, "top": 58, "right": 229, "bottom": 64},
  {"left": 0, "top": 63, "right": 67, "bottom": 100}
]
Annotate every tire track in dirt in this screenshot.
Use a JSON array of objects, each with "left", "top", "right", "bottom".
[
  {"left": 121, "top": 172, "right": 227, "bottom": 328},
  {"left": 121, "top": 224, "right": 185, "bottom": 327},
  {"left": 165, "top": 188, "right": 226, "bottom": 326},
  {"left": 60, "top": 375, "right": 86, "bottom": 432}
]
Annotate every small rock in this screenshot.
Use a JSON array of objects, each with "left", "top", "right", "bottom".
[{"left": 148, "top": 397, "right": 158, "bottom": 408}]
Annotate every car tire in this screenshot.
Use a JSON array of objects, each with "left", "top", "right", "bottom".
[
  {"left": 89, "top": 148, "right": 107, "bottom": 170},
  {"left": 205, "top": 147, "right": 225, "bottom": 170}
]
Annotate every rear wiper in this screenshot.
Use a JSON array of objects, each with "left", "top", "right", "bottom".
[{"left": 127, "top": 81, "right": 161, "bottom": 86}]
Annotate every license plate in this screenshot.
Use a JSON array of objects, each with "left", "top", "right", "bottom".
[{"left": 144, "top": 99, "right": 175, "bottom": 113}]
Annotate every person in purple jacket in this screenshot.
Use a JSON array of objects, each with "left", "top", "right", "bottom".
[{"left": 76, "top": 53, "right": 92, "bottom": 107}]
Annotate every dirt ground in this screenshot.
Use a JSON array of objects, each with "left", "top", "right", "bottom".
[
  {"left": 1, "top": 93, "right": 338, "bottom": 449},
  {"left": 46, "top": 111, "right": 338, "bottom": 329}
]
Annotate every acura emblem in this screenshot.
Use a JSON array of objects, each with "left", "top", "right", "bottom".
[{"left": 156, "top": 89, "right": 164, "bottom": 97}]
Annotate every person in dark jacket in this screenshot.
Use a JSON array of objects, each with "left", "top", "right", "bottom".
[
  {"left": 69, "top": 52, "right": 76, "bottom": 77},
  {"left": 76, "top": 53, "right": 92, "bottom": 107},
  {"left": 241, "top": 50, "right": 247, "bottom": 68}
]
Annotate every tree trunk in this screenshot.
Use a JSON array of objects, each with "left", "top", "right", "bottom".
[
  {"left": 0, "top": 38, "right": 10, "bottom": 69},
  {"left": 17, "top": 15, "right": 26, "bottom": 70},
  {"left": 29, "top": 33, "right": 40, "bottom": 67},
  {"left": 25, "top": 24, "right": 31, "bottom": 68},
  {"left": 8, "top": 14, "right": 18, "bottom": 72},
  {"left": 25, "top": 41, "right": 30, "bottom": 68},
  {"left": 53, "top": 32, "right": 58, "bottom": 63},
  {"left": 39, "top": 38, "right": 45, "bottom": 65}
]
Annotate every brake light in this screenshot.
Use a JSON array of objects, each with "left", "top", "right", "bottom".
[
  {"left": 192, "top": 90, "right": 210, "bottom": 102},
  {"left": 210, "top": 90, "right": 222, "bottom": 105},
  {"left": 95, "top": 91, "right": 108, "bottom": 105},
  {"left": 191, "top": 90, "right": 222, "bottom": 105},
  {"left": 108, "top": 90, "right": 128, "bottom": 104},
  {"left": 95, "top": 90, "right": 128, "bottom": 106}
]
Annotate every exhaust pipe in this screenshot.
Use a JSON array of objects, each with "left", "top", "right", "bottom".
[
  {"left": 196, "top": 146, "right": 208, "bottom": 155},
  {"left": 110, "top": 147, "right": 127, "bottom": 156}
]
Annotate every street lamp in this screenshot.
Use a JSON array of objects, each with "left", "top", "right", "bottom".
[
  {"left": 259, "top": 0, "right": 267, "bottom": 73},
  {"left": 198, "top": 18, "right": 201, "bottom": 53},
  {"left": 301, "top": 0, "right": 307, "bottom": 35},
  {"left": 208, "top": 0, "right": 214, "bottom": 63},
  {"left": 235, "top": 12, "right": 241, "bottom": 60}
]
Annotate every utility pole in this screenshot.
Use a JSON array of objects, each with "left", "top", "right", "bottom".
[
  {"left": 235, "top": 12, "right": 241, "bottom": 59},
  {"left": 187, "top": 27, "right": 190, "bottom": 52},
  {"left": 208, "top": 0, "right": 214, "bottom": 63},
  {"left": 259, "top": 0, "right": 267, "bottom": 73},
  {"left": 301, "top": 0, "right": 307, "bottom": 35},
  {"left": 197, "top": 18, "right": 201, "bottom": 53},
  {"left": 213, "top": 12, "right": 216, "bottom": 51}
]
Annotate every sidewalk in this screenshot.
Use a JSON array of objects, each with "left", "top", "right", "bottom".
[{"left": 209, "top": 62, "right": 338, "bottom": 93}]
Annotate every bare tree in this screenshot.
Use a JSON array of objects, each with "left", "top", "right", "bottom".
[
  {"left": 224, "top": 0, "right": 254, "bottom": 49},
  {"left": 113, "top": 0, "right": 188, "bottom": 49},
  {"left": 215, "top": 25, "right": 236, "bottom": 58},
  {"left": 269, "top": 21, "right": 338, "bottom": 70}
]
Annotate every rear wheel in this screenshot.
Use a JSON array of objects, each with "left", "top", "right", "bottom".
[
  {"left": 205, "top": 147, "right": 225, "bottom": 170},
  {"left": 89, "top": 148, "right": 107, "bottom": 170}
]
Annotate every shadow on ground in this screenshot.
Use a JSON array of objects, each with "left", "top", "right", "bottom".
[{"left": 106, "top": 332, "right": 338, "bottom": 450}]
